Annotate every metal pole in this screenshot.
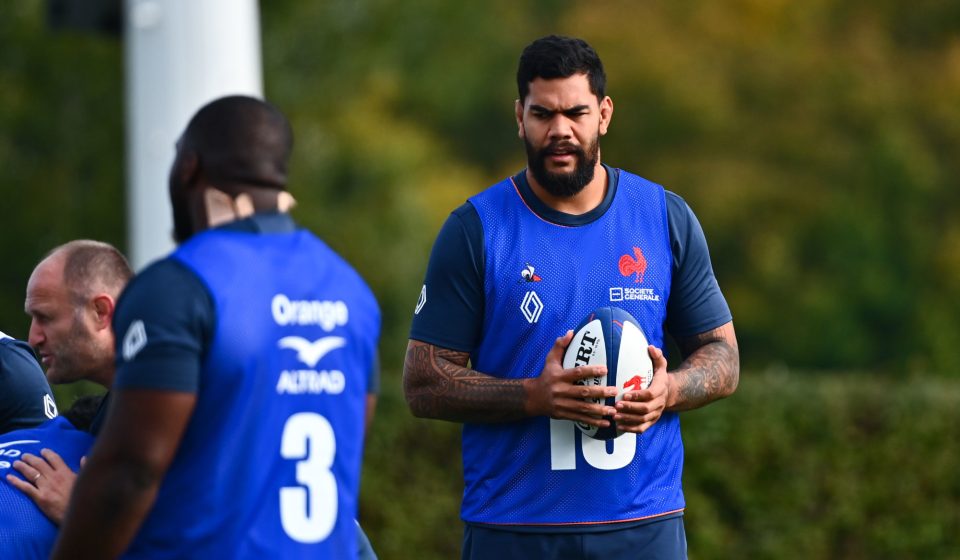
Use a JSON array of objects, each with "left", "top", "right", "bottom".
[{"left": 124, "top": 0, "right": 263, "bottom": 269}]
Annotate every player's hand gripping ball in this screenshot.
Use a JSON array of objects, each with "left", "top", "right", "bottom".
[{"left": 562, "top": 307, "right": 654, "bottom": 440}]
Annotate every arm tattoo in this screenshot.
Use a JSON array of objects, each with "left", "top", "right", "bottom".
[
  {"left": 669, "top": 325, "right": 740, "bottom": 411},
  {"left": 402, "top": 340, "right": 528, "bottom": 423}
]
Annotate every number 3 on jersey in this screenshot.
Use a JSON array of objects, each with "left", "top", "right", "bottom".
[{"left": 280, "top": 412, "right": 337, "bottom": 543}]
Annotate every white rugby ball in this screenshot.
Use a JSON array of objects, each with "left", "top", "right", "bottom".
[{"left": 561, "top": 306, "right": 654, "bottom": 440}]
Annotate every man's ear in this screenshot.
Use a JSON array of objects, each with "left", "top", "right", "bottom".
[
  {"left": 515, "top": 99, "right": 525, "bottom": 139},
  {"left": 598, "top": 95, "right": 614, "bottom": 136},
  {"left": 90, "top": 294, "right": 116, "bottom": 331}
]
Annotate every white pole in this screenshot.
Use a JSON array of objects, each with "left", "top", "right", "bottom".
[{"left": 124, "top": 0, "right": 264, "bottom": 270}]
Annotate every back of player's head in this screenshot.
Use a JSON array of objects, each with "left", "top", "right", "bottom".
[
  {"left": 47, "top": 240, "right": 132, "bottom": 304},
  {"left": 516, "top": 35, "right": 607, "bottom": 103},
  {"left": 179, "top": 95, "right": 293, "bottom": 190}
]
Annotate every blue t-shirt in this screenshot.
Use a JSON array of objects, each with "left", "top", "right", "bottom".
[
  {"left": 111, "top": 213, "right": 381, "bottom": 559},
  {"left": 0, "top": 333, "right": 57, "bottom": 434},
  {"left": 0, "top": 416, "right": 93, "bottom": 559}
]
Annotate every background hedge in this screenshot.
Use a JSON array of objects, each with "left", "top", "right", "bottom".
[{"left": 360, "top": 370, "right": 960, "bottom": 558}]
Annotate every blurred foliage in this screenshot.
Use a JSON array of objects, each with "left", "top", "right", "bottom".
[
  {"left": 360, "top": 380, "right": 464, "bottom": 558},
  {"left": 362, "top": 370, "right": 960, "bottom": 559},
  {"left": 682, "top": 369, "right": 960, "bottom": 559},
  {"left": 0, "top": 2, "right": 125, "bottom": 345},
  {"left": 2, "top": 0, "right": 959, "bottom": 375},
  {"left": 2, "top": 0, "right": 960, "bottom": 557},
  {"left": 261, "top": 0, "right": 960, "bottom": 377}
]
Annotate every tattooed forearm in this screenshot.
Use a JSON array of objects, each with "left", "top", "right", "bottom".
[
  {"left": 668, "top": 323, "right": 740, "bottom": 412},
  {"left": 402, "top": 340, "right": 528, "bottom": 423}
]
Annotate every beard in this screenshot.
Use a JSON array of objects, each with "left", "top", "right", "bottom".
[
  {"left": 45, "top": 316, "right": 102, "bottom": 385},
  {"left": 171, "top": 202, "right": 193, "bottom": 244},
  {"left": 525, "top": 135, "right": 599, "bottom": 198}
]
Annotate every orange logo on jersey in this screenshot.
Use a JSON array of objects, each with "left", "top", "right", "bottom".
[{"left": 618, "top": 247, "right": 647, "bottom": 283}]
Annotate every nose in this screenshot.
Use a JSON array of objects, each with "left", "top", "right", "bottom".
[
  {"left": 547, "top": 114, "right": 573, "bottom": 142},
  {"left": 28, "top": 320, "right": 44, "bottom": 349}
]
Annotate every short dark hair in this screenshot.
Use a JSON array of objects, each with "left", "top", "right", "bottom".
[
  {"left": 517, "top": 35, "right": 607, "bottom": 103},
  {"left": 180, "top": 95, "right": 293, "bottom": 190},
  {"left": 61, "top": 393, "right": 105, "bottom": 432}
]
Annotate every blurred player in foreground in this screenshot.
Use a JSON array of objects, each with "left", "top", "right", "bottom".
[
  {"left": 53, "top": 96, "right": 381, "bottom": 559},
  {"left": 18, "top": 225, "right": 377, "bottom": 558},
  {"left": 404, "top": 35, "right": 739, "bottom": 559}
]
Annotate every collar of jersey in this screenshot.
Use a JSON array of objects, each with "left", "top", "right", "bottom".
[
  {"left": 513, "top": 164, "right": 619, "bottom": 227},
  {"left": 215, "top": 212, "right": 298, "bottom": 234}
]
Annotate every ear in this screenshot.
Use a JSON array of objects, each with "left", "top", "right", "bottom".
[
  {"left": 90, "top": 294, "right": 116, "bottom": 331},
  {"left": 598, "top": 96, "right": 613, "bottom": 136},
  {"left": 515, "top": 99, "right": 525, "bottom": 139},
  {"left": 277, "top": 191, "right": 297, "bottom": 212}
]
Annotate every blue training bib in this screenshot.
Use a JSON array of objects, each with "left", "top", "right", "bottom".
[{"left": 463, "top": 170, "right": 684, "bottom": 525}]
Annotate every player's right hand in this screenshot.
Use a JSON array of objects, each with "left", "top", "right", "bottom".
[
  {"left": 8, "top": 448, "right": 78, "bottom": 525},
  {"left": 523, "top": 331, "right": 618, "bottom": 426}
]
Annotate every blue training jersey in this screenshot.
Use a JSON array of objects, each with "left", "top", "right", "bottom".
[
  {"left": 0, "top": 417, "right": 93, "bottom": 559},
  {"left": 116, "top": 223, "right": 380, "bottom": 559},
  {"left": 462, "top": 169, "right": 683, "bottom": 525}
]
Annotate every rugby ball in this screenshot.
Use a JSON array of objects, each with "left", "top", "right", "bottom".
[{"left": 561, "top": 307, "right": 654, "bottom": 440}]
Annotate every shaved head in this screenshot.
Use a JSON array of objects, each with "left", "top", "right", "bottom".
[
  {"left": 53, "top": 240, "right": 133, "bottom": 303},
  {"left": 25, "top": 240, "right": 131, "bottom": 386},
  {"left": 179, "top": 95, "right": 293, "bottom": 189},
  {"left": 169, "top": 96, "right": 296, "bottom": 243}
]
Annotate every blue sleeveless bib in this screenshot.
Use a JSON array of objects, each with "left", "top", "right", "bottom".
[
  {"left": 463, "top": 170, "right": 683, "bottom": 525},
  {"left": 125, "top": 227, "right": 380, "bottom": 559}
]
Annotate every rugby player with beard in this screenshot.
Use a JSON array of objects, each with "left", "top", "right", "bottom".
[{"left": 404, "top": 35, "right": 739, "bottom": 559}]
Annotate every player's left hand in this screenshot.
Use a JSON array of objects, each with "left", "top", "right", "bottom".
[
  {"left": 613, "top": 345, "right": 670, "bottom": 434},
  {"left": 7, "top": 449, "right": 80, "bottom": 525}
]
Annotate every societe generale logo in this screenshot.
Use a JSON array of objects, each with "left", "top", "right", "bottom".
[{"left": 610, "top": 245, "right": 660, "bottom": 303}]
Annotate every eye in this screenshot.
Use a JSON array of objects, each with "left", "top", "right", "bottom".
[{"left": 30, "top": 311, "right": 51, "bottom": 325}]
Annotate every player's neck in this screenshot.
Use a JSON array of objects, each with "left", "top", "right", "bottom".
[
  {"left": 89, "top": 362, "right": 115, "bottom": 389},
  {"left": 527, "top": 162, "right": 607, "bottom": 216}
]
